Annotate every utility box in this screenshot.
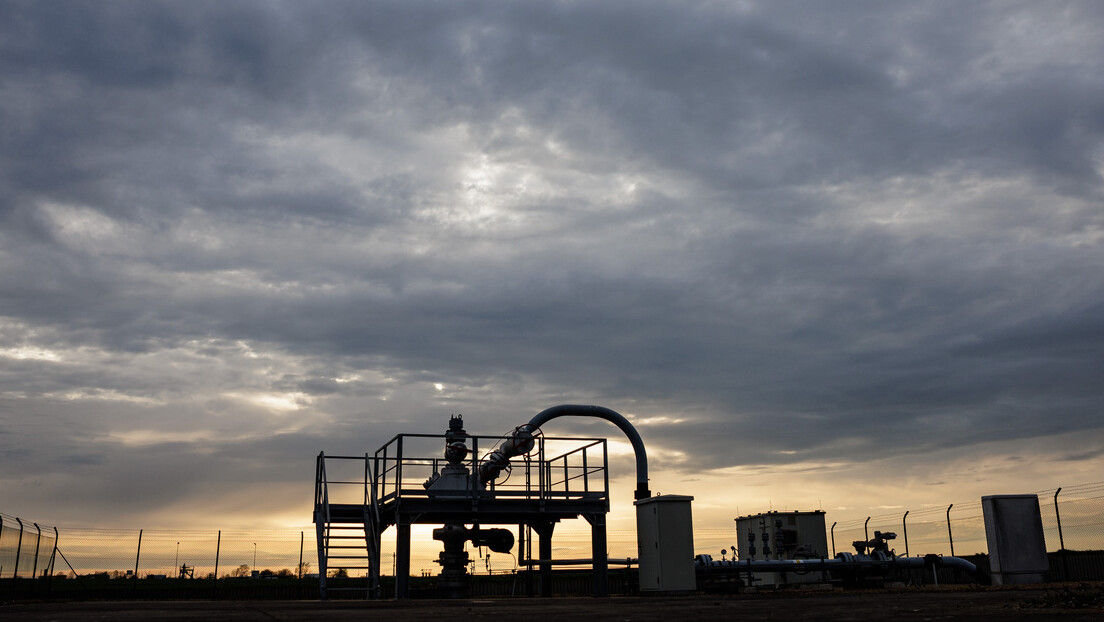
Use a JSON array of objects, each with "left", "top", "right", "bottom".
[
  {"left": 982, "top": 494, "right": 1049, "bottom": 585},
  {"left": 635, "top": 495, "right": 696, "bottom": 594},
  {"left": 736, "top": 510, "right": 829, "bottom": 586}
]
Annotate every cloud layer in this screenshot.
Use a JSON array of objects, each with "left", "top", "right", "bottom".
[{"left": 2, "top": 1, "right": 1103, "bottom": 529}]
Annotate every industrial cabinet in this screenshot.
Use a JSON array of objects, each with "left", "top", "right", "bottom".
[
  {"left": 635, "top": 495, "right": 696, "bottom": 594},
  {"left": 735, "top": 510, "right": 829, "bottom": 586},
  {"left": 982, "top": 494, "right": 1048, "bottom": 585}
]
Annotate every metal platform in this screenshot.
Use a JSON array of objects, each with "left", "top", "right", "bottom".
[{"left": 314, "top": 429, "right": 611, "bottom": 599}]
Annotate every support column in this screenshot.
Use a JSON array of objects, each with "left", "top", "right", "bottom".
[
  {"left": 395, "top": 518, "right": 411, "bottom": 599},
  {"left": 587, "top": 514, "right": 609, "bottom": 597},
  {"left": 535, "top": 521, "right": 555, "bottom": 597}
]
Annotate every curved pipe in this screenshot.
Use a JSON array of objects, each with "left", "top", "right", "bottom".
[
  {"left": 478, "top": 404, "right": 651, "bottom": 499},
  {"left": 527, "top": 404, "right": 650, "bottom": 499}
]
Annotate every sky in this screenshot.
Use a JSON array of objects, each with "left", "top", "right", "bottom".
[{"left": 2, "top": 0, "right": 1103, "bottom": 541}]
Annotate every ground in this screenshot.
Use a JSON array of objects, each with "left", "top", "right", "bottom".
[{"left": 3, "top": 583, "right": 1104, "bottom": 621}]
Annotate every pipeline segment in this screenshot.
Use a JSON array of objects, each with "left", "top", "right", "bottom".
[
  {"left": 695, "top": 553, "right": 981, "bottom": 586},
  {"left": 478, "top": 404, "right": 651, "bottom": 499}
]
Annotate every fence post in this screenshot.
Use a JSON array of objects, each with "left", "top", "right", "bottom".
[
  {"left": 213, "top": 530, "right": 221, "bottom": 598},
  {"left": 14, "top": 517, "right": 24, "bottom": 578},
  {"left": 31, "top": 523, "right": 42, "bottom": 596},
  {"left": 946, "top": 504, "right": 955, "bottom": 557},
  {"left": 902, "top": 510, "right": 910, "bottom": 557},
  {"left": 299, "top": 531, "right": 305, "bottom": 599},
  {"left": 1054, "top": 487, "right": 1068, "bottom": 581},
  {"left": 47, "top": 526, "right": 59, "bottom": 599},
  {"left": 830, "top": 522, "right": 837, "bottom": 557},
  {"left": 132, "top": 529, "right": 143, "bottom": 595}
]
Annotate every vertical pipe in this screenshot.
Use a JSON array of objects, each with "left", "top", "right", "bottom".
[
  {"left": 299, "top": 531, "right": 304, "bottom": 580},
  {"left": 946, "top": 504, "right": 955, "bottom": 557},
  {"left": 1054, "top": 487, "right": 1068, "bottom": 581},
  {"left": 902, "top": 511, "right": 910, "bottom": 557},
  {"left": 864, "top": 517, "right": 871, "bottom": 543},
  {"left": 590, "top": 514, "right": 608, "bottom": 597},
  {"left": 830, "top": 522, "right": 837, "bottom": 557},
  {"left": 132, "top": 529, "right": 143, "bottom": 595}
]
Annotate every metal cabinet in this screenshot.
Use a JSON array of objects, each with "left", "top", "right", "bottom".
[{"left": 635, "top": 495, "right": 696, "bottom": 594}]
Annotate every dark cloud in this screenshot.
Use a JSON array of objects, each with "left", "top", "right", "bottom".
[{"left": 2, "top": 0, "right": 1103, "bottom": 527}]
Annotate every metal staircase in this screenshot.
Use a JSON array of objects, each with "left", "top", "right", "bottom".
[{"left": 314, "top": 452, "right": 381, "bottom": 600}]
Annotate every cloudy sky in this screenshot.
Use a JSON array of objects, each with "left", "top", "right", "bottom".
[{"left": 2, "top": 1, "right": 1103, "bottom": 534}]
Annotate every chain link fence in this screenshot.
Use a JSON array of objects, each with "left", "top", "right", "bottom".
[
  {"left": 0, "top": 513, "right": 58, "bottom": 579},
  {"left": 826, "top": 483, "right": 1104, "bottom": 560},
  {"left": 42, "top": 528, "right": 312, "bottom": 580},
  {"left": 4, "top": 481, "right": 1102, "bottom": 599}
]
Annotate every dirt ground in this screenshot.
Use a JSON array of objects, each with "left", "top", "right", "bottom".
[{"left": 4, "top": 583, "right": 1104, "bottom": 621}]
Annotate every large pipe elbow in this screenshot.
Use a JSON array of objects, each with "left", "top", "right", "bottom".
[{"left": 527, "top": 404, "right": 650, "bottom": 499}]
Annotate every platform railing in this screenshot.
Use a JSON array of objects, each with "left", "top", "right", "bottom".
[{"left": 372, "top": 433, "right": 609, "bottom": 507}]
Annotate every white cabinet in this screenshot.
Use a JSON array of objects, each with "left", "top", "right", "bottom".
[{"left": 635, "top": 495, "right": 696, "bottom": 593}]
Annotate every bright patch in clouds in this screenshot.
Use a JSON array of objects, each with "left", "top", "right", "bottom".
[
  {"left": 109, "top": 429, "right": 212, "bottom": 446},
  {"left": 1, "top": 347, "right": 62, "bottom": 361},
  {"left": 229, "top": 392, "right": 311, "bottom": 412}
]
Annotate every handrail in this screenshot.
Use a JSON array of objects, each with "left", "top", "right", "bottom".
[{"left": 368, "top": 432, "right": 609, "bottom": 504}]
